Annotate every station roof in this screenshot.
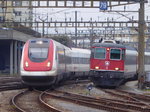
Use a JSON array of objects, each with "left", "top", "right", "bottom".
[{"left": 0, "top": 25, "right": 41, "bottom": 42}]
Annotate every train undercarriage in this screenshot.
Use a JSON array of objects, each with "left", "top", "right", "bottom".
[{"left": 90, "top": 71, "right": 124, "bottom": 87}]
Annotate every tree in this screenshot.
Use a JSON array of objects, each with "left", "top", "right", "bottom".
[{"left": 50, "top": 35, "right": 73, "bottom": 47}]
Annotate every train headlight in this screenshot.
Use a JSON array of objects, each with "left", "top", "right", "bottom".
[
  {"left": 25, "top": 61, "right": 29, "bottom": 67},
  {"left": 47, "top": 62, "right": 51, "bottom": 67},
  {"left": 115, "top": 67, "right": 119, "bottom": 71},
  {"left": 95, "top": 66, "right": 99, "bottom": 69}
]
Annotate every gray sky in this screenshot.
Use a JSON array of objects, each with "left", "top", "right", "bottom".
[
  {"left": 33, "top": 1, "right": 150, "bottom": 34},
  {"left": 34, "top": 1, "right": 150, "bottom": 21}
]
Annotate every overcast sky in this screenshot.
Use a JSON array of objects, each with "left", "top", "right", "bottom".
[
  {"left": 33, "top": 1, "right": 150, "bottom": 21},
  {"left": 33, "top": 0, "right": 150, "bottom": 34}
]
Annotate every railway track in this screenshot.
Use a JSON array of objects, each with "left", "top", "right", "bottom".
[
  {"left": 4, "top": 76, "right": 150, "bottom": 112},
  {"left": 0, "top": 76, "right": 21, "bottom": 84},
  {"left": 42, "top": 90, "right": 150, "bottom": 112},
  {"left": 39, "top": 91, "right": 62, "bottom": 112},
  {"left": 11, "top": 89, "right": 56, "bottom": 112},
  {"left": 0, "top": 83, "right": 26, "bottom": 91},
  {"left": 10, "top": 86, "right": 150, "bottom": 112},
  {"left": 0, "top": 76, "right": 26, "bottom": 91},
  {"left": 103, "top": 89, "right": 150, "bottom": 108},
  {"left": 0, "top": 76, "right": 90, "bottom": 92},
  {"left": 116, "top": 89, "right": 150, "bottom": 103},
  {"left": 61, "top": 79, "right": 91, "bottom": 86}
]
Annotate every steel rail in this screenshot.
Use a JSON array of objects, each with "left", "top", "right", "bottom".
[
  {"left": 54, "top": 90, "right": 147, "bottom": 106},
  {"left": 0, "top": 83, "right": 26, "bottom": 91},
  {"left": 104, "top": 89, "right": 150, "bottom": 107},
  {"left": 44, "top": 90, "right": 137, "bottom": 112},
  {"left": 104, "top": 90, "right": 139, "bottom": 101},
  {"left": 11, "top": 90, "right": 29, "bottom": 112},
  {"left": 39, "top": 91, "right": 62, "bottom": 112},
  {"left": 51, "top": 90, "right": 150, "bottom": 111},
  {"left": 116, "top": 90, "right": 150, "bottom": 103}
]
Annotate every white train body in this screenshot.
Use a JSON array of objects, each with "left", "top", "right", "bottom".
[{"left": 20, "top": 38, "right": 90, "bottom": 86}]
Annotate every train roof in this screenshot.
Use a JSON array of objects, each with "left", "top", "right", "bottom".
[
  {"left": 92, "top": 43, "right": 126, "bottom": 49},
  {"left": 28, "top": 38, "right": 51, "bottom": 44},
  {"left": 92, "top": 43, "right": 138, "bottom": 51},
  {"left": 71, "top": 48, "right": 91, "bottom": 53}
]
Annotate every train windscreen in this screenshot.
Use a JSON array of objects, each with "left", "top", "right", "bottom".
[
  {"left": 94, "top": 48, "right": 106, "bottom": 59},
  {"left": 29, "top": 48, "right": 48, "bottom": 62},
  {"left": 110, "top": 49, "right": 121, "bottom": 60}
]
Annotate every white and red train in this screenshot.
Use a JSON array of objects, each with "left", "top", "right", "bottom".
[
  {"left": 20, "top": 38, "right": 150, "bottom": 87},
  {"left": 90, "top": 42, "right": 150, "bottom": 87},
  {"left": 20, "top": 38, "right": 90, "bottom": 86}
]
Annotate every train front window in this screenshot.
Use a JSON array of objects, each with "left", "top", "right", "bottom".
[
  {"left": 29, "top": 48, "right": 48, "bottom": 62},
  {"left": 110, "top": 49, "right": 121, "bottom": 60},
  {"left": 94, "top": 48, "right": 106, "bottom": 59}
]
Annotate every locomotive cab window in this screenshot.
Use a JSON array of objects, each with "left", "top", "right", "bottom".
[
  {"left": 110, "top": 49, "right": 121, "bottom": 60},
  {"left": 29, "top": 48, "right": 48, "bottom": 62},
  {"left": 94, "top": 48, "right": 106, "bottom": 59}
]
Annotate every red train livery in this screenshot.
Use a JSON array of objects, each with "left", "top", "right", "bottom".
[{"left": 90, "top": 42, "right": 150, "bottom": 87}]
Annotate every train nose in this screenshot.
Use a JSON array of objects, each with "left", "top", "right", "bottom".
[{"left": 24, "top": 60, "right": 52, "bottom": 71}]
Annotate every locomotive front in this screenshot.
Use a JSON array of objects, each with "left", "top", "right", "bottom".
[
  {"left": 90, "top": 43, "right": 126, "bottom": 87},
  {"left": 20, "top": 39, "right": 57, "bottom": 86}
]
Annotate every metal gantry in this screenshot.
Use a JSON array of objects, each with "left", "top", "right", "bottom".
[
  {"left": 0, "top": 0, "right": 138, "bottom": 8},
  {"left": 0, "top": 21, "right": 141, "bottom": 28}
]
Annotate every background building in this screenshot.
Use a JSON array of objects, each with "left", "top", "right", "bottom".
[{"left": 0, "top": 1, "right": 33, "bottom": 25}]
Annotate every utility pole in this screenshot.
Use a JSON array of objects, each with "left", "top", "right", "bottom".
[
  {"left": 138, "top": 0, "right": 145, "bottom": 89},
  {"left": 64, "top": 12, "right": 69, "bottom": 35},
  {"left": 75, "top": 11, "right": 77, "bottom": 47},
  {"left": 90, "top": 18, "right": 94, "bottom": 47},
  {"left": 38, "top": 15, "right": 48, "bottom": 37}
]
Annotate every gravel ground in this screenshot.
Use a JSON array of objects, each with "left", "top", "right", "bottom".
[
  {"left": 17, "top": 91, "right": 50, "bottom": 112},
  {"left": 0, "top": 90, "right": 22, "bottom": 112},
  {"left": 119, "top": 80, "right": 150, "bottom": 94},
  {"left": 57, "top": 82, "right": 122, "bottom": 99},
  {"left": 46, "top": 98, "right": 105, "bottom": 112},
  {"left": 0, "top": 81, "right": 150, "bottom": 112}
]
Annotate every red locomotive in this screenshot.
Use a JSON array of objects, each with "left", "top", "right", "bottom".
[{"left": 90, "top": 42, "right": 150, "bottom": 87}]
